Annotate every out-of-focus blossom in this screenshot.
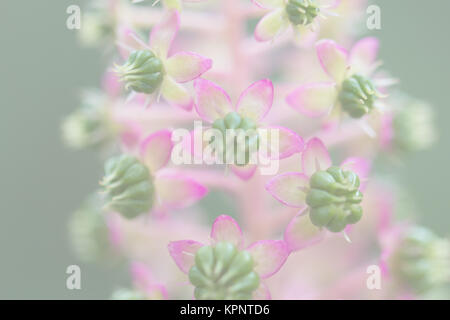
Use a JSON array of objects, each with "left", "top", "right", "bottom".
[
  {"left": 79, "top": 0, "right": 118, "bottom": 47},
  {"left": 287, "top": 37, "right": 391, "bottom": 122},
  {"left": 193, "top": 78, "right": 304, "bottom": 179},
  {"left": 266, "top": 137, "right": 370, "bottom": 234},
  {"left": 168, "top": 215, "right": 290, "bottom": 299},
  {"left": 115, "top": 11, "right": 212, "bottom": 110},
  {"left": 101, "top": 129, "right": 208, "bottom": 218},
  {"left": 131, "top": 0, "right": 207, "bottom": 11},
  {"left": 252, "top": 0, "right": 340, "bottom": 43}
]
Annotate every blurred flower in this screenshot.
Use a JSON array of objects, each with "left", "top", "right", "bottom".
[
  {"left": 266, "top": 137, "right": 370, "bottom": 233},
  {"left": 115, "top": 11, "right": 212, "bottom": 110},
  {"left": 252, "top": 0, "right": 341, "bottom": 42},
  {"left": 168, "top": 215, "right": 289, "bottom": 299},
  {"left": 79, "top": 0, "right": 118, "bottom": 47},
  {"left": 101, "top": 130, "right": 208, "bottom": 218}
]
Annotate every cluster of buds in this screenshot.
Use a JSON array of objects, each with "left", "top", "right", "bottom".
[{"left": 64, "top": 0, "right": 443, "bottom": 300}]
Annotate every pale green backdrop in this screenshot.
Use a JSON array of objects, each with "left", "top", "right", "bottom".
[{"left": 0, "top": 0, "right": 449, "bottom": 299}]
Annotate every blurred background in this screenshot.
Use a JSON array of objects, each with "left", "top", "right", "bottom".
[{"left": 0, "top": 0, "right": 449, "bottom": 299}]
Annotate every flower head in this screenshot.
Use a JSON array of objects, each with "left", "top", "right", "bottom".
[
  {"left": 266, "top": 137, "right": 370, "bottom": 234},
  {"left": 168, "top": 215, "right": 290, "bottom": 299},
  {"left": 287, "top": 37, "right": 391, "bottom": 121},
  {"left": 253, "top": 0, "right": 340, "bottom": 42},
  {"left": 101, "top": 129, "right": 208, "bottom": 218},
  {"left": 115, "top": 11, "right": 212, "bottom": 110},
  {"left": 193, "top": 78, "right": 304, "bottom": 179}
]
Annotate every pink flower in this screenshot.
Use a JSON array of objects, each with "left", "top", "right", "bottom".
[
  {"left": 116, "top": 11, "right": 212, "bottom": 110},
  {"left": 132, "top": 0, "right": 206, "bottom": 11},
  {"left": 139, "top": 129, "right": 208, "bottom": 212},
  {"left": 252, "top": 0, "right": 340, "bottom": 42},
  {"left": 266, "top": 137, "right": 371, "bottom": 241},
  {"left": 287, "top": 38, "right": 391, "bottom": 123},
  {"left": 130, "top": 261, "right": 168, "bottom": 299},
  {"left": 168, "top": 215, "right": 290, "bottom": 299},
  {"left": 193, "top": 78, "right": 304, "bottom": 180}
]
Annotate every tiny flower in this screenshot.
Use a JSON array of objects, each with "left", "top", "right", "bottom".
[
  {"left": 266, "top": 137, "right": 370, "bottom": 234},
  {"left": 382, "top": 226, "right": 450, "bottom": 295},
  {"left": 115, "top": 11, "right": 213, "bottom": 110},
  {"left": 168, "top": 215, "right": 290, "bottom": 299},
  {"left": 193, "top": 78, "right": 304, "bottom": 179},
  {"left": 101, "top": 130, "right": 208, "bottom": 218},
  {"left": 380, "top": 94, "right": 437, "bottom": 153},
  {"left": 252, "top": 0, "right": 340, "bottom": 42},
  {"left": 68, "top": 194, "right": 118, "bottom": 263},
  {"left": 287, "top": 37, "right": 392, "bottom": 121}
]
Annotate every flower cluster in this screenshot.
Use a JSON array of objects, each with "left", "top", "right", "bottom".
[{"left": 63, "top": 0, "right": 446, "bottom": 300}]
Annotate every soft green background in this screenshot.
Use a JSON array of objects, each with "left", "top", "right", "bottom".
[{"left": 0, "top": 0, "right": 449, "bottom": 299}]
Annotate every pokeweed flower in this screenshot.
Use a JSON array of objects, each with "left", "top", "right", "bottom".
[
  {"left": 287, "top": 37, "right": 391, "bottom": 122},
  {"left": 381, "top": 226, "right": 450, "bottom": 295},
  {"left": 112, "top": 261, "right": 168, "bottom": 300},
  {"left": 115, "top": 11, "right": 212, "bottom": 110},
  {"left": 193, "top": 78, "right": 304, "bottom": 179},
  {"left": 252, "top": 0, "right": 340, "bottom": 42},
  {"left": 380, "top": 95, "right": 437, "bottom": 153},
  {"left": 100, "top": 129, "right": 208, "bottom": 218},
  {"left": 266, "top": 138, "right": 370, "bottom": 233},
  {"left": 168, "top": 215, "right": 290, "bottom": 299}
]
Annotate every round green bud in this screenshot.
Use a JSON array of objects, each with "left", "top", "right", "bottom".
[
  {"left": 62, "top": 92, "right": 118, "bottom": 150},
  {"left": 285, "top": 0, "right": 320, "bottom": 26},
  {"left": 390, "top": 227, "right": 450, "bottom": 294},
  {"left": 189, "top": 242, "right": 260, "bottom": 300},
  {"left": 116, "top": 50, "right": 164, "bottom": 94},
  {"left": 306, "top": 166, "right": 363, "bottom": 233},
  {"left": 339, "top": 74, "right": 377, "bottom": 118},
  {"left": 101, "top": 154, "right": 154, "bottom": 219},
  {"left": 68, "top": 194, "right": 114, "bottom": 263},
  {"left": 392, "top": 100, "right": 437, "bottom": 152},
  {"left": 211, "top": 112, "right": 260, "bottom": 166}
]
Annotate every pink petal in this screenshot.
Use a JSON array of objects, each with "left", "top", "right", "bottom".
[
  {"left": 130, "top": 262, "right": 168, "bottom": 299},
  {"left": 117, "top": 26, "right": 149, "bottom": 59},
  {"left": 247, "top": 240, "right": 289, "bottom": 278},
  {"left": 230, "top": 164, "right": 258, "bottom": 181},
  {"left": 286, "top": 82, "right": 337, "bottom": 117},
  {"left": 149, "top": 11, "right": 180, "bottom": 58},
  {"left": 236, "top": 79, "right": 274, "bottom": 122},
  {"left": 265, "top": 172, "right": 309, "bottom": 207},
  {"left": 140, "top": 129, "right": 173, "bottom": 173},
  {"left": 254, "top": 9, "right": 289, "bottom": 42},
  {"left": 210, "top": 215, "right": 244, "bottom": 248},
  {"left": 340, "top": 157, "right": 371, "bottom": 190},
  {"left": 301, "top": 138, "right": 332, "bottom": 177},
  {"left": 264, "top": 126, "right": 304, "bottom": 159},
  {"left": 168, "top": 240, "right": 204, "bottom": 274},
  {"left": 284, "top": 208, "right": 326, "bottom": 252},
  {"left": 316, "top": 39, "right": 349, "bottom": 82},
  {"left": 102, "top": 70, "right": 122, "bottom": 98},
  {"left": 160, "top": 77, "right": 194, "bottom": 111},
  {"left": 349, "top": 37, "right": 379, "bottom": 76},
  {"left": 252, "top": 0, "right": 284, "bottom": 9},
  {"left": 154, "top": 170, "right": 208, "bottom": 210},
  {"left": 193, "top": 78, "right": 233, "bottom": 122},
  {"left": 165, "top": 52, "right": 213, "bottom": 83}
]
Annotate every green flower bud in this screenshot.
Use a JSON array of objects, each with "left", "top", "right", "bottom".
[
  {"left": 62, "top": 92, "right": 118, "bottom": 150},
  {"left": 116, "top": 50, "right": 164, "bottom": 94},
  {"left": 111, "top": 289, "right": 147, "bottom": 300},
  {"left": 68, "top": 194, "right": 115, "bottom": 263},
  {"left": 101, "top": 154, "right": 154, "bottom": 219},
  {"left": 211, "top": 112, "right": 260, "bottom": 166},
  {"left": 286, "top": 0, "right": 320, "bottom": 26},
  {"left": 306, "top": 166, "right": 363, "bottom": 233},
  {"left": 339, "top": 74, "right": 378, "bottom": 118},
  {"left": 392, "top": 99, "right": 437, "bottom": 152},
  {"left": 390, "top": 227, "right": 450, "bottom": 294},
  {"left": 189, "top": 242, "right": 260, "bottom": 300}
]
